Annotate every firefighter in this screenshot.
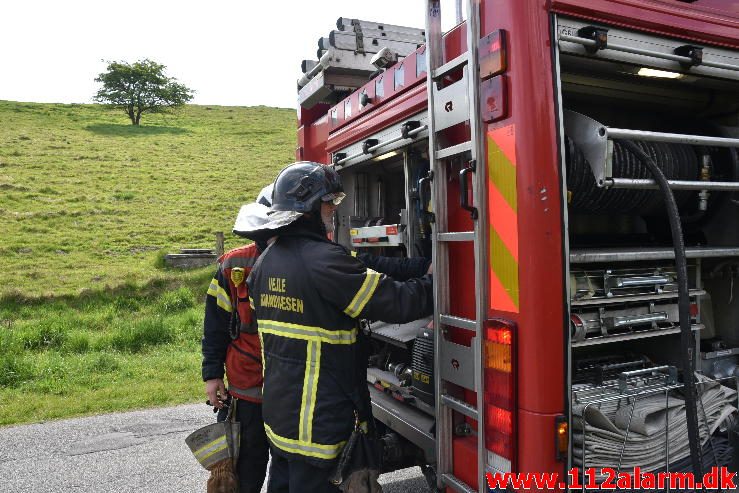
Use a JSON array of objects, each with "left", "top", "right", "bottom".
[
  {"left": 245, "top": 162, "right": 434, "bottom": 493},
  {"left": 201, "top": 185, "right": 274, "bottom": 493}
]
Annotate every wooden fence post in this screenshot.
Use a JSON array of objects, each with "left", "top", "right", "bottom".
[{"left": 215, "top": 232, "right": 225, "bottom": 257}]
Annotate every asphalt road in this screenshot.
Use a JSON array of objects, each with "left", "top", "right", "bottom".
[{"left": 0, "top": 403, "right": 428, "bottom": 493}]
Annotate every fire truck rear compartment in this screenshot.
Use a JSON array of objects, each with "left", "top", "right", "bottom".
[
  {"left": 328, "top": 15, "right": 739, "bottom": 481},
  {"left": 334, "top": 71, "right": 739, "bottom": 475},
  {"left": 557, "top": 17, "right": 739, "bottom": 479}
]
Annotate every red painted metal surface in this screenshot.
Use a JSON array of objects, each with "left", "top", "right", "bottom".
[
  {"left": 550, "top": 0, "right": 739, "bottom": 48},
  {"left": 486, "top": 0, "right": 566, "bottom": 412},
  {"left": 296, "top": 114, "right": 330, "bottom": 164},
  {"left": 325, "top": 84, "right": 427, "bottom": 154},
  {"left": 444, "top": 125, "right": 476, "bottom": 325},
  {"left": 518, "top": 409, "right": 567, "bottom": 483},
  {"left": 452, "top": 435, "right": 479, "bottom": 490},
  {"left": 481, "top": 0, "right": 566, "bottom": 475},
  {"left": 297, "top": 103, "right": 330, "bottom": 127}
]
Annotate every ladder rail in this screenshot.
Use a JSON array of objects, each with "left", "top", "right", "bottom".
[
  {"left": 425, "top": 2, "right": 454, "bottom": 488},
  {"left": 464, "top": 1, "right": 489, "bottom": 490}
]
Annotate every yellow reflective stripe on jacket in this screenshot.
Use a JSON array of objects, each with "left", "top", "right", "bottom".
[
  {"left": 350, "top": 251, "right": 357, "bottom": 257},
  {"left": 258, "top": 320, "right": 356, "bottom": 345},
  {"left": 264, "top": 423, "right": 345, "bottom": 460},
  {"left": 299, "top": 340, "right": 321, "bottom": 444},
  {"left": 343, "top": 268, "right": 381, "bottom": 318},
  {"left": 207, "top": 278, "right": 233, "bottom": 313},
  {"left": 258, "top": 331, "right": 266, "bottom": 378}
]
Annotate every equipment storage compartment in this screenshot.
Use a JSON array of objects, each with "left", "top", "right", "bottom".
[
  {"left": 334, "top": 143, "right": 431, "bottom": 258},
  {"left": 333, "top": 142, "right": 438, "bottom": 468},
  {"left": 556, "top": 15, "right": 739, "bottom": 484}
]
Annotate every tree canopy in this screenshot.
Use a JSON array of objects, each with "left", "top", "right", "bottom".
[{"left": 94, "top": 59, "right": 194, "bottom": 125}]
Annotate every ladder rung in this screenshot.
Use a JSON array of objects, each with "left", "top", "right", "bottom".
[
  {"left": 441, "top": 473, "right": 477, "bottom": 493},
  {"left": 438, "top": 232, "right": 474, "bottom": 242},
  {"left": 439, "top": 314, "right": 476, "bottom": 332},
  {"left": 440, "top": 394, "right": 479, "bottom": 420},
  {"left": 436, "top": 140, "right": 472, "bottom": 160},
  {"left": 432, "top": 53, "right": 469, "bottom": 80}
]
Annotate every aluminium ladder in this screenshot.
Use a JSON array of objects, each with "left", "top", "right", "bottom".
[{"left": 425, "top": 1, "right": 489, "bottom": 492}]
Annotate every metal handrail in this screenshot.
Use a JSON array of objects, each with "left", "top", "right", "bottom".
[
  {"left": 334, "top": 125, "right": 427, "bottom": 166},
  {"left": 608, "top": 128, "right": 739, "bottom": 148},
  {"left": 606, "top": 178, "right": 739, "bottom": 191},
  {"left": 559, "top": 34, "right": 739, "bottom": 73}
]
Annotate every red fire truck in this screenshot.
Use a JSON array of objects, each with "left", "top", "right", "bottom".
[{"left": 295, "top": 1, "right": 739, "bottom": 491}]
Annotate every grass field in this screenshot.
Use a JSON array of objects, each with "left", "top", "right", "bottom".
[{"left": 0, "top": 100, "right": 295, "bottom": 425}]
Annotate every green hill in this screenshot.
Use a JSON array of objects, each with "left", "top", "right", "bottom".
[
  {"left": 0, "top": 101, "right": 296, "bottom": 424},
  {"left": 0, "top": 100, "right": 295, "bottom": 298}
]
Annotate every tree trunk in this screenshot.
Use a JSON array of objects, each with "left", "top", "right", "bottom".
[{"left": 128, "top": 107, "right": 137, "bottom": 125}]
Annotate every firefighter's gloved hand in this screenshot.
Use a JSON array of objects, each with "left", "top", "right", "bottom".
[
  {"left": 205, "top": 378, "right": 227, "bottom": 409},
  {"left": 338, "top": 469, "right": 382, "bottom": 493}
]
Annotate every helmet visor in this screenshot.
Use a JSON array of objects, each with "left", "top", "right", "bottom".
[{"left": 321, "top": 192, "right": 346, "bottom": 206}]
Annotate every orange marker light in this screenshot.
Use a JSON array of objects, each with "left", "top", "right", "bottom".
[
  {"left": 556, "top": 418, "right": 569, "bottom": 460},
  {"left": 485, "top": 340, "right": 512, "bottom": 373}
]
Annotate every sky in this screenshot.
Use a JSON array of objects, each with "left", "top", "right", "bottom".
[{"left": 0, "top": 0, "right": 464, "bottom": 109}]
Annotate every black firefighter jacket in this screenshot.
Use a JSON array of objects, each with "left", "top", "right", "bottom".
[{"left": 247, "top": 227, "right": 433, "bottom": 466}]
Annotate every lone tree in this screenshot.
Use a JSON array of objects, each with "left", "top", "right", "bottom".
[{"left": 94, "top": 59, "right": 194, "bottom": 125}]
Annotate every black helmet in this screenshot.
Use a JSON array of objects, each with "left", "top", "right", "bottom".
[{"left": 271, "top": 161, "right": 344, "bottom": 213}]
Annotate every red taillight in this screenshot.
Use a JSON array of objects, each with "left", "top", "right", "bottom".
[
  {"left": 485, "top": 368, "right": 513, "bottom": 408},
  {"left": 485, "top": 405, "right": 513, "bottom": 458},
  {"left": 486, "top": 326, "right": 512, "bottom": 345},
  {"left": 486, "top": 405, "right": 512, "bottom": 429},
  {"left": 385, "top": 225, "right": 398, "bottom": 235},
  {"left": 484, "top": 319, "right": 516, "bottom": 470}
]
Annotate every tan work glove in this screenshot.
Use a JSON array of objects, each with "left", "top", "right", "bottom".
[{"left": 207, "top": 458, "right": 238, "bottom": 493}]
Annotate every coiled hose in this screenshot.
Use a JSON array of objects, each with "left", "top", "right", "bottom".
[
  {"left": 617, "top": 139, "right": 703, "bottom": 477},
  {"left": 566, "top": 136, "right": 698, "bottom": 214}
]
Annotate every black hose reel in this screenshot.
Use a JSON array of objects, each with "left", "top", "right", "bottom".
[
  {"left": 566, "top": 137, "right": 699, "bottom": 214},
  {"left": 565, "top": 134, "right": 739, "bottom": 218}
]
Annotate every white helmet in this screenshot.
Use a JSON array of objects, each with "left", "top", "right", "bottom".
[
  {"left": 232, "top": 183, "right": 274, "bottom": 237},
  {"left": 233, "top": 202, "right": 272, "bottom": 237}
]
